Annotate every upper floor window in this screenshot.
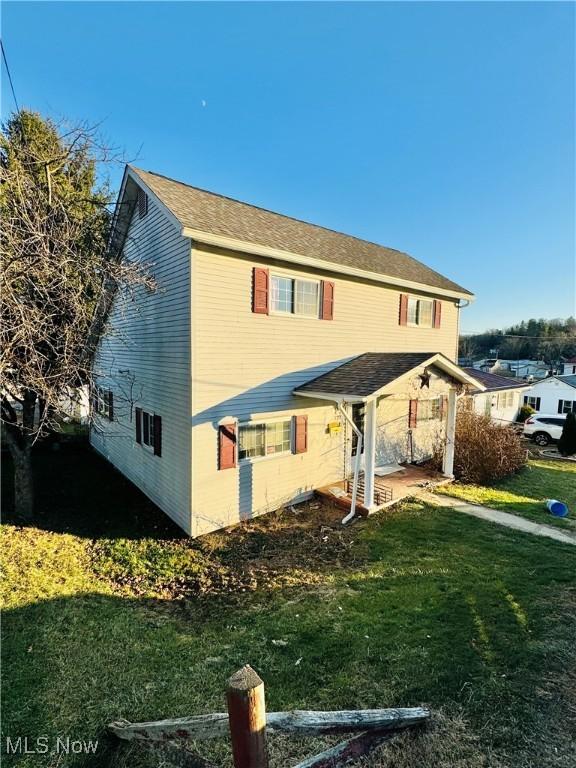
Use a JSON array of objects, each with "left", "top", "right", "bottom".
[
  {"left": 407, "top": 297, "right": 433, "bottom": 328},
  {"left": 270, "top": 274, "right": 320, "bottom": 318}
]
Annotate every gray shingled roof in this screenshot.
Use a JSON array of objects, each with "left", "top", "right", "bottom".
[
  {"left": 558, "top": 375, "right": 576, "bottom": 389},
  {"left": 462, "top": 368, "right": 531, "bottom": 394},
  {"left": 294, "top": 353, "right": 439, "bottom": 398},
  {"left": 130, "top": 167, "right": 472, "bottom": 296}
]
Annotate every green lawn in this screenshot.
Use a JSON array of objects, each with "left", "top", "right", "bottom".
[
  {"left": 2, "top": 447, "right": 576, "bottom": 767},
  {"left": 437, "top": 459, "right": 576, "bottom": 531}
]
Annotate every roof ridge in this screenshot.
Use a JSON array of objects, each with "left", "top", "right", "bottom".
[{"left": 130, "top": 165, "right": 416, "bottom": 260}]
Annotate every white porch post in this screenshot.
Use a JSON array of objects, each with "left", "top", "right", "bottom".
[
  {"left": 363, "top": 398, "right": 377, "bottom": 509},
  {"left": 443, "top": 388, "right": 457, "bottom": 477}
]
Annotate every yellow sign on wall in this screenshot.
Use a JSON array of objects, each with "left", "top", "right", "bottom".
[{"left": 328, "top": 421, "right": 342, "bottom": 435}]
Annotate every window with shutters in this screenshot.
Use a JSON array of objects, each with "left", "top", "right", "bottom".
[
  {"left": 558, "top": 399, "right": 576, "bottom": 414},
  {"left": 238, "top": 419, "right": 293, "bottom": 461},
  {"left": 523, "top": 395, "right": 541, "bottom": 411},
  {"left": 419, "top": 397, "right": 443, "bottom": 420},
  {"left": 407, "top": 296, "right": 433, "bottom": 327},
  {"left": 270, "top": 274, "right": 320, "bottom": 317}
]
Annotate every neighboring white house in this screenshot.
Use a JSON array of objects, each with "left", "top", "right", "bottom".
[
  {"left": 462, "top": 368, "right": 531, "bottom": 425},
  {"left": 472, "top": 359, "right": 552, "bottom": 380},
  {"left": 521, "top": 375, "right": 576, "bottom": 415},
  {"left": 90, "top": 165, "right": 483, "bottom": 536},
  {"left": 561, "top": 357, "right": 576, "bottom": 376}
]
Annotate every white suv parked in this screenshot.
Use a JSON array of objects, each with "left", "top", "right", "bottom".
[{"left": 523, "top": 414, "right": 567, "bottom": 446}]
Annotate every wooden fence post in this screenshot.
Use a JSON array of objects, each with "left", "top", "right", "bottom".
[{"left": 226, "top": 665, "right": 269, "bottom": 768}]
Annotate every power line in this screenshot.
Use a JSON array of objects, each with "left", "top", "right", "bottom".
[
  {"left": 462, "top": 333, "right": 575, "bottom": 340},
  {"left": 1, "top": 39, "right": 21, "bottom": 113}
]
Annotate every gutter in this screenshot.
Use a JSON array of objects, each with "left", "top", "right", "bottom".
[
  {"left": 181, "top": 226, "right": 475, "bottom": 303},
  {"left": 337, "top": 403, "right": 364, "bottom": 525}
]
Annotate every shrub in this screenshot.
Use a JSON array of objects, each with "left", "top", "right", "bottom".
[
  {"left": 558, "top": 412, "right": 576, "bottom": 457},
  {"left": 516, "top": 404, "right": 535, "bottom": 423},
  {"left": 451, "top": 405, "right": 527, "bottom": 484}
]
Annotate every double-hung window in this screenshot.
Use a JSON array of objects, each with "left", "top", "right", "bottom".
[
  {"left": 407, "top": 297, "right": 433, "bottom": 327},
  {"left": 419, "top": 397, "right": 442, "bottom": 420},
  {"left": 270, "top": 274, "right": 319, "bottom": 318},
  {"left": 239, "top": 419, "right": 292, "bottom": 461},
  {"left": 558, "top": 399, "right": 576, "bottom": 414},
  {"left": 141, "top": 411, "right": 155, "bottom": 449},
  {"left": 94, "top": 387, "right": 113, "bottom": 420},
  {"left": 523, "top": 396, "right": 541, "bottom": 411}
]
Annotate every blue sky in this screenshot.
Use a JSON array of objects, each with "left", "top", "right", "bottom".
[{"left": 2, "top": 1, "right": 574, "bottom": 332}]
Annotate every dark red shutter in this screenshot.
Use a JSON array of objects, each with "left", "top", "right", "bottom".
[
  {"left": 135, "top": 407, "right": 142, "bottom": 443},
  {"left": 408, "top": 399, "right": 418, "bottom": 429},
  {"left": 252, "top": 267, "right": 269, "bottom": 314},
  {"left": 294, "top": 415, "right": 308, "bottom": 454},
  {"left": 399, "top": 294, "right": 408, "bottom": 326},
  {"left": 108, "top": 391, "right": 114, "bottom": 421},
  {"left": 153, "top": 415, "right": 162, "bottom": 457},
  {"left": 433, "top": 300, "right": 442, "bottom": 328},
  {"left": 321, "top": 281, "right": 334, "bottom": 320},
  {"left": 219, "top": 423, "right": 237, "bottom": 469}
]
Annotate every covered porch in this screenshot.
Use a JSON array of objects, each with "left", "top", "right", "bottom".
[
  {"left": 316, "top": 463, "right": 452, "bottom": 516},
  {"left": 294, "top": 352, "right": 485, "bottom": 520}
]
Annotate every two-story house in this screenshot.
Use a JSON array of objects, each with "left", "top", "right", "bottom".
[{"left": 90, "top": 166, "right": 483, "bottom": 536}]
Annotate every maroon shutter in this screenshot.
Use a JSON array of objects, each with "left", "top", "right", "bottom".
[
  {"left": 252, "top": 267, "right": 269, "bottom": 314},
  {"left": 399, "top": 294, "right": 409, "bottom": 326},
  {"left": 135, "top": 407, "right": 142, "bottom": 443},
  {"left": 108, "top": 391, "right": 114, "bottom": 421},
  {"left": 321, "top": 281, "right": 334, "bottom": 320},
  {"left": 219, "top": 423, "right": 237, "bottom": 469},
  {"left": 433, "top": 300, "right": 442, "bottom": 328},
  {"left": 153, "top": 415, "right": 162, "bottom": 457},
  {"left": 408, "top": 399, "right": 418, "bottom": 429},
  {"left": 294, "top": 415, "right": 308, "bottom": 454}
]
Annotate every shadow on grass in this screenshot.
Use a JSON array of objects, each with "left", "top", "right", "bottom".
[{"left": 1, "top": 442, "right": 183, "bottom": 540}]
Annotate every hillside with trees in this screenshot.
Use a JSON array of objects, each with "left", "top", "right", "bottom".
[{"left": 460, "top": 317, "right": 576, "bottom": 363}]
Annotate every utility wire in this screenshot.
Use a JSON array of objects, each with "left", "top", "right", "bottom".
[{"left": 1, "top": 39, "right": 21, "bottom": 114}]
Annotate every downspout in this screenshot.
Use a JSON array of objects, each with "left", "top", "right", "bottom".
[{"left": 337, "top": 402, "right": 364, "bottom": 525}]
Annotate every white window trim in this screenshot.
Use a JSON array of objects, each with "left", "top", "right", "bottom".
[
  {"left": 406, "top": 295, "right": 434, "bottom": 328},
  {"left": 269, "top": 273, "right": 321, "bottom": 319},
  {"left": 238, "top": 416, "right": 294, "bottom": 464},
  {"left": 141, "top": 410, "right": 156, "bottom": 453}
]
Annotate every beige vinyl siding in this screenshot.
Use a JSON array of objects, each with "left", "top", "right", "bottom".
[
  {"left": 191, "top": 244, "right": 459, "bottom": 535},
  {"left": 90, "top": 196, "right": 192, "bottom": 533}
]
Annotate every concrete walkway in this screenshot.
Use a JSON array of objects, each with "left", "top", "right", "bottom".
[{"left": 422, "top": 492, "right": 576, "bottom": 547}]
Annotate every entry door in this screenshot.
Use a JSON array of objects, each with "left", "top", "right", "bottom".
[{"left": 345, "top": 403, "right": 366, "bottom": 477}]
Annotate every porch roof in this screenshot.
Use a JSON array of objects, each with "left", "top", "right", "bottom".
[{"left": 293, "top": 352, "right": 485, "bottom": 402}]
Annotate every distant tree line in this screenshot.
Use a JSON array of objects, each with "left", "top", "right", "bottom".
[{"left": 459, "top": 317, "right": 576, "bottom": 364}]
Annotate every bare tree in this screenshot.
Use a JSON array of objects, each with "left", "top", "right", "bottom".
[{"left": 0, "top": 111, "right": 152, "bottom": 519}]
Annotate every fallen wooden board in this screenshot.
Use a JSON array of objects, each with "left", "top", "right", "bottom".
[
  {"left": 109, "top": 707, "right": 430, "bottom": 743},
  {"left": 292, "top": 728, "right": 400, "bottom": 768}
]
